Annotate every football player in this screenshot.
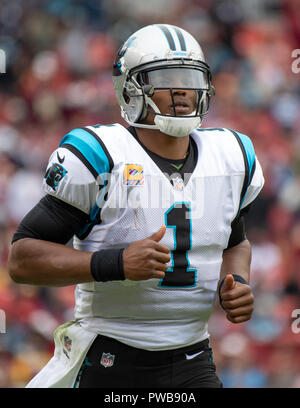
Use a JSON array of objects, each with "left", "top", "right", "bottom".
[{"left": 8, "top": 24, "right": 264, "bottom": 388}]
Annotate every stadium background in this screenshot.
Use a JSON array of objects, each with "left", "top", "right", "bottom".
[{"left": 0, "top": 0, "right": 299, "bottom": 388}]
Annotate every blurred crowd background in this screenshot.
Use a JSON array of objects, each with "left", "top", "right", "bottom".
[{"left": 0, "top": 0, "right": 299, "bottom": 388}]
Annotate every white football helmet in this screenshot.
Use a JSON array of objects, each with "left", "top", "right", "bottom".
[{"left": 112, "top": 24, "right": 215, "bottom": 137}]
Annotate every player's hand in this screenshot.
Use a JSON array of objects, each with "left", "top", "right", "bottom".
[
  {"left": 122, "top": 225, "right": 171, "bottom": 281},
  {"left": 220, "top": 274, "right": 254, "bottom": 324}
]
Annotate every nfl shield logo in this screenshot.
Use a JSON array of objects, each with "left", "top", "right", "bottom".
[
  {"left": 172, "top": 176, "right": 184, "bottom": 191},
  {"left": 100, "top": 352, "right": 115, "bottom": 368}
]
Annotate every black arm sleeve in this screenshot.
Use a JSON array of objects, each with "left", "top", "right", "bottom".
[
  {"left": 226, "top": 216, "right": 246, "bottom": 249},
  {"left": 11, "top": 195, "right": 90, "bottom": 245},
  {"left": 225, "top": 203, "right": 253, "bottom": 249}
]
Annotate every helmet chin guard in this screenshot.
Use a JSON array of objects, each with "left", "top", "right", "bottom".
[
  {"left": 124, "top": 109, "right": 202, "bottom": 138},
  {"left": 124, "top": 95, "right": 202, "bottom": 137},
  {"left": 154, "top": 114, "right": 202, "bottom": 138}
]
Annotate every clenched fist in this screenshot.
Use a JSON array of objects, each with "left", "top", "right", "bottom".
[
  {"left": 220, "top": 274, "right": 254, "bottom": 324},
  {"left": 122, "top": 225, "right": 171, "bottom": 281}
]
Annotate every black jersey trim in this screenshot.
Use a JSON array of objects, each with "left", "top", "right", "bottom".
[
  {"left": 229, "top": 129, "right": 249, "bottom": 212},
  {"left": 126, "top": 126, "right": 198, "bottom": 184},
  {"left": 79, "top": 127, "right": 114, "bottom": 173},
  {"left": 62, "top": 144, "right": 99, "bottom": 179}
]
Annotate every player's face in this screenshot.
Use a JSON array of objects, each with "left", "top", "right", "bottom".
[
  {"left": 152, "top": 88, "right": 197, "bottom": 117},
  {"left": 140, "top": 68, "right": 203, "bottom": 124},
  {"left": 141, "top": 88, "right": 197, "bottom": 125}
]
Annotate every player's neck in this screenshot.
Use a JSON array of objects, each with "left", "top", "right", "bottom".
[{"left": 134, "top": 127, "right": 189, "bottom": 160}]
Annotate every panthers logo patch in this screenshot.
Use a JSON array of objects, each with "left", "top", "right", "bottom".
[{"left": 44, "top": 163, "right": 68, "bottom": 191}]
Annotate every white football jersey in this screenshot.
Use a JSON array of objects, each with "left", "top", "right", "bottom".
[{"left": 43, "top": 124, "right": 264, "bottom": 350}]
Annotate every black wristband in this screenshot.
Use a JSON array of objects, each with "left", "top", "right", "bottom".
[
  {"left": 90, "top": 248, "right": 125, "bottom": 282},
  {"left": 218, "top": 274, "right": 248, "bottom": 309}
]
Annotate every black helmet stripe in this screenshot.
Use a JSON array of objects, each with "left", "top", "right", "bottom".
[
  {"left": 173, "top": 27, "right": 187, "bottom": 51},
  {"left": 158, "top": 25, "right": 176, "bottom": 51}
]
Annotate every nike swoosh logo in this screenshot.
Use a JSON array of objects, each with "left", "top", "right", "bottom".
[
  {"left": 57, "top": 151, "right": 65, "bottom": 164},
  {"left": 185, "top": 350, "right": 204, "bottom": 360}
]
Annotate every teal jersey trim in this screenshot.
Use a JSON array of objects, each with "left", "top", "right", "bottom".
[
  {"left": 229, "top": 129, "right": 256, "bottom": 211},
  {"left": 234, "top": 131, "right": 256, "bottom": 186},
  {"left": 59, "top": 127, "right": 114, "bottom": 240},
  {"left": 59, "top": 128, "right": 111, "bottom": 177}
]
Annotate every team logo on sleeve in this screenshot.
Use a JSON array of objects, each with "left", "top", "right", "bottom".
[
  {"left": 123, "top": 164, "right": 144, "bottom": 186},
  {"left": 44, "top": 162, "right": 68, "bottom": 191}
]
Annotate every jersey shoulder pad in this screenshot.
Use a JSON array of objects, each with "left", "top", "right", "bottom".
[
  {"left": 43, "top": 130, "right": 107, "bottom": 214},
  {"left": 59, "top": 126, "right": 114, "bottom": 179},
  {"left": 226, "top": 129, "right": 264, "bottom": 212},
  {"left": 226, "top": 128, "right": 256, "bottom": 190}
]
